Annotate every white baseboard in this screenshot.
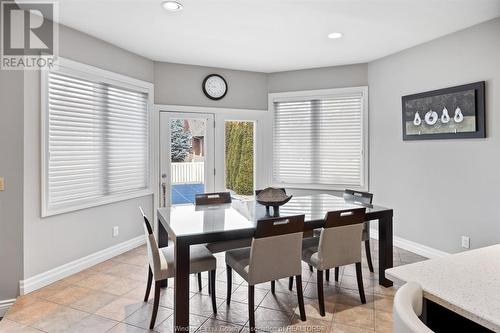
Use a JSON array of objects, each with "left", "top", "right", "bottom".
[
  {"left": 19, "top": 235, "right": 145, "bottom": 295},
  {"left": 370, "top": 228, "right": 449, "bottom": 259},
  {"left": 0, "top": 298, "right": 16, "bottom": 317}
]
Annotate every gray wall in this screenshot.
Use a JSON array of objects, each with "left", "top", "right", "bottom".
[
  {"left": 0, "top": 69, "right": 24, "bottom": 301},
  {"left": 154, "top": 63, "right": 368, "bottom": 112},
  {"left": 23, "top": 24, "right": 155, "bottom": 278},
  {"left": 154, "top": 62, "right": 268, "bottom": 110},
  {"left": 369, "top": 18, "right": 500, "bottom": 253},
  {"left": 268, "top": 64, "right": 368, "bottom": 93}
]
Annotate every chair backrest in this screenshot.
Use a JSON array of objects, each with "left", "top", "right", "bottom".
[
  {"left": 247, "top": 214, "right": 305, "bottom": 285},
  {"left": 343, "top": 189, "right": 373, "bottom": 205},
  {"left": 255, "top": 188, "right": 286, "bottom": 196},
  {"left": 393, "top": 282, "right": 434, "bottom": 333},
  {"left": 316, "top": 208, "right": 366, "bottom": 270},
  {"left": 195, "top": 192, "right": 232, "bottom": 205},
  {"left": 139, "top": 207, "right": 167, "bottom": 281}
]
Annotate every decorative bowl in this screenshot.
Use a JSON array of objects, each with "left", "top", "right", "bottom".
[{"left": 256, "top": 187, "right": 292, "bottom": 216}]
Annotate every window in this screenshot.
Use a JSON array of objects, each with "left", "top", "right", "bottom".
[
  {"left": 225, "top": 120, "right": 255, "bottom": 199},
  {"left": 42, "top": 58, "right": 153, "bottom": 216},
  {"left": 270, "top": 87, "right": 368, "bottom": 190}
]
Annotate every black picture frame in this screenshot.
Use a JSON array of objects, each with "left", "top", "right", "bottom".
[
  {"left": 402, "top": 81, "right": 485, "bottom": 141},
  {"left": 202, "top": 74, "right": 228, "bottom": 100}
]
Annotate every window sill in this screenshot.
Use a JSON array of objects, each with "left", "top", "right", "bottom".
[
  {"left": 272, "top": 182, "right": 368, "bottom": 192},
  {"left": 42, "top": 188, "right": 154, "bottom": 217}
]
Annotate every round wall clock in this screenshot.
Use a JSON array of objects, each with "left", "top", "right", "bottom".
[{"left": 202, "top": 74, "right": 228, "bottom": 100}]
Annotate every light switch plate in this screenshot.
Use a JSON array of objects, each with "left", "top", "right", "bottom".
[
  {"left": 0, "top": 177, "right": 4, "bottom": 191},
  {"left": 461, "top": 236, "right": 470, "bottom": 249}
]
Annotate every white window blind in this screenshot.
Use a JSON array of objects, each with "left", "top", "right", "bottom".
[
  {"left": 44, "top": 61, "right": 151, "bottom": 216},
  {"left": 273, "top": 89, "right": 366, "bottom": 189}
]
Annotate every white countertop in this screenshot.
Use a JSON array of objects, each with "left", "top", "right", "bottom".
[{"left": 386, "top": 244, "right": 500, "bottom": 332}]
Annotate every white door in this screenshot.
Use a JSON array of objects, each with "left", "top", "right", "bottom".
[{"left": 159, "top": 112, "right": 215, "bottom": 206}]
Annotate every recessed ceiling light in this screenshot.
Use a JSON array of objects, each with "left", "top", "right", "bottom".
[
  {"left": 328, "top": 32, "right": 343, "bottom": 39},
  {"left": 162, "top": 1, "right": 183, "bottom": 12}
]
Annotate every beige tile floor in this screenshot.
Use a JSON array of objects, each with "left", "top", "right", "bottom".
[{"left": 0, "top": 240, "right": 426, "bottom": 333}]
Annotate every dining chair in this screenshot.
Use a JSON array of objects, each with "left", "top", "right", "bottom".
[
  {"left": 257, "top": 188, "right": 312, "bottom": 290},
  {"left": 195, "top": 191, "right": 232, "bottom": 205},
  {"left": 393, "top": 282, "right": 434, "bottom": 333},
  {"left": 225, "top": 214, "right": 307, "bottom": 331},
  {"left": 139, "top": 207, "right": 218, "bottom": 329},
  {"left": 256, "top": 187, "right": 302, "bottom": 292},
  {"left": 202, "top": 192, "right": 253, "bottom": 254},
  {"left": 302, "top": 207, "right": 367, "bottom": 316},
  {"left": 197, "top": 191, "right": 252, "bottom": 295},
  {"left": 343, "top": 189, "right": 374, "bottom": 273},
  {"left": 311, "top": 189, "right": 374, "bottom": 278}
]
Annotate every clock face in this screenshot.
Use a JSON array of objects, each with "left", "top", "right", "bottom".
[{"left": 203, "top": 74, "right": 227, "bottom": 100}]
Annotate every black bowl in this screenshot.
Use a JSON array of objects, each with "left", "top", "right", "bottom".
[{"left": 256, "top": 187, "right": 292, "bottom": 207}]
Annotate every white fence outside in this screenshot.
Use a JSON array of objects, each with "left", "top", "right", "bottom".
[{"left": 171, "top": 162, "right": 204, "bottom": 184}]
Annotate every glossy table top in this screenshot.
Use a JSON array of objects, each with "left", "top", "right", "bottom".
[{"left": 157, "top": 193, "right": 390, "bottom": 238}]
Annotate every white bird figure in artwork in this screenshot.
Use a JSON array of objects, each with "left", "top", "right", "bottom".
[
  {"left": 441, "top": 107, "right": 450, "bottom": 123},
  {"left": 413, "top": 112, "right": 422, "bottom": 126},
  {"left": 425, "top": 109, "right": 438, "bottom": 125},
  {"left": 454, "top": 107, "right": 464, "bottom": 123}
]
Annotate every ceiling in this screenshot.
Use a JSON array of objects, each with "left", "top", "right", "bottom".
[{"left": 30, "top": 0, "right": 500, "bottom": 72}]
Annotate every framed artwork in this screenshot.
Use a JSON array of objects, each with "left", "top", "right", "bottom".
[{"left": 402, "top": 81, "right": 485, "bottom": 140}]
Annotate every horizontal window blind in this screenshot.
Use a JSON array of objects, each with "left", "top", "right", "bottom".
[
  {"left": 273, "top": 92, "right": 364, "bottom": 188},
  {"left": 106, "top": 85, "right": 149, "bottom": 194},
  {"left": 46, "top": 70, "right": 149, "bottom": 213}
]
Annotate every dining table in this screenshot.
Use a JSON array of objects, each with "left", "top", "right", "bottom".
[{"left": 157, "top": 193, "right": 394, "bottom": 332}]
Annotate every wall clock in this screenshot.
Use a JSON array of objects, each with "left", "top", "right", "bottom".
[{"left": 202, "top": 74, "right": 228, "bottom": 100}]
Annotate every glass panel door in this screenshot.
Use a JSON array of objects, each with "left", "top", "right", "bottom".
[{"left": 160, "top": 112, "right": 214, "bottom": 206}]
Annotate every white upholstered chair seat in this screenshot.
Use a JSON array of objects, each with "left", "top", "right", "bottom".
[
  {"left": 206, "top": 238, "right": 252, "bottom": 253},
  {"left": 226, "top": 233, "right": 304, "bottom": 285},
  {"left": 140, "top": 207, "right": 218, "bottom": 329},
  {"left": 311, "top": 190, "right": 375, "bottom": 274},
  {"left": 301, "top": 237, "right": 321, "bottom": 268},
  {"left": 224, "top": 247, "right": 251, "bottom": 281},
  {"left": 161, "top": 245, "right": 217, "bottom": 276},
  {"left": 303, "top": 223, "right": 364, "bottom": 271},
  {"left": 302, "top": 208, "right": 367, "bottom": 317},
  {"left": 225, "top": 215, "right": 307, "bottom": 332},
  {"left": 393, "top": 282, "right": 434, "bottom": 333},
  {"left": 314, "top": 222, "right": 369, "bottom": 241}
]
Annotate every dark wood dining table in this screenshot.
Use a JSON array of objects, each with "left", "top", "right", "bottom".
[{"left": 157, "top": 193, "right": 393, "bottom": 332}]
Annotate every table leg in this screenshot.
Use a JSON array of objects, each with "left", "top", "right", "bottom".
[
  {"left": 378, "top": 212, "right": 393, "bottom": 287},
  {"left": 158, "top": 219, "right": 169, "bottom": 288},
  {"left": 158, "top": 218, "right": 169, "bottom": 248},
  {"left": 174, "top": 239, "right": 190, "bottom": 332}
]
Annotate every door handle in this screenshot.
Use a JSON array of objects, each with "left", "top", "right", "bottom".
[
  {"left": 161, "top": 182, "right": 167, "bottom": 207},
  {"left": 161, "top": 173, "right": 167, "bottom": 207}
]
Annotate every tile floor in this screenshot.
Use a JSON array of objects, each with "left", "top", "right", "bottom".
[{"left": 0, "top": 240, "right": 427, "bottom": 333}]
